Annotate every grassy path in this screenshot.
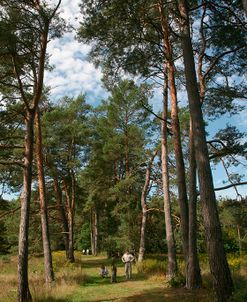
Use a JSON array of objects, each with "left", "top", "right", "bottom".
[{"left": 67, "top": 254, "right": 210, "bottom": 302}]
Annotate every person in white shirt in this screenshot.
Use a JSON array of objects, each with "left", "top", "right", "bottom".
[{"left": 121, "top": 250, "right": 135, "bottom": 280}]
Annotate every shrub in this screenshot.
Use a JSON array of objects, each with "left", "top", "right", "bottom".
[
  {"left": 229, "top": 274, "right": 247, "bottom": 302},
  {"left": 136, "top": 259, "right": 166, "bottom": 274},
  {"left": 167, "top": 272, "right": 186, "bottom": 288}
]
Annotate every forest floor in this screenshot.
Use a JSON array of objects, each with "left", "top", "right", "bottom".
[{"left": 0, "top": 251, "right": 246, "bottom": 302}]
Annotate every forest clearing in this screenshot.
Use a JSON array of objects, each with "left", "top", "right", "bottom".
[{"left": 1, "top": 252, "right": 247, "bottom": 302}]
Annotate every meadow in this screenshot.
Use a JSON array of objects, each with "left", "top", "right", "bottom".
[{"left": 0, "top": 251, "right": 247, "bottom": 302}]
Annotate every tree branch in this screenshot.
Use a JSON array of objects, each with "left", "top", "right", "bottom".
[
  {"left": 0, "top": 160, "right": 24, "bottom": 167},
  {"left": 0, "top": 145, "right": 24, "bottom": 149},
  {"left": 214, "top": 182, "right": 247, "bottom": 192},
  {"left": 0, "top": 206, "right": 21, "bottom": 219},
  {"left": 203, "top": 45, "right": 246, "bottom": 80}
]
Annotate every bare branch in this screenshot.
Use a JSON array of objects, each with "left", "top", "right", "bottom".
[
  {"left": 0, "top": 145, "right": 24, "bottom": 149},
  {"left": 11, "top": 55, "right": 30, "bottom": 109},
  {"left": 214, "top": 182, "right": 247, "bottom": 192},
  {"left": 145, "top": 207, "right": 164, "bottom": 213},
  {"left": 0, "top": 160, "right": 24, "bottom": 167},
  {"left": 203, "top": 45, "right": 246, "bottom": 80},
  {"left": 0, "top": 206, "right": 21, "bottom": 219}
]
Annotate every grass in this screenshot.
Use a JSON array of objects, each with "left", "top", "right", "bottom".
[{"left": 0, "top": 251, "right": 246, "bottom": 302}]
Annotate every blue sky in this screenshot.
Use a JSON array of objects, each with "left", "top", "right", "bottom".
[{"left": 2, "top": 0, "right": 246, "bottom": 200}]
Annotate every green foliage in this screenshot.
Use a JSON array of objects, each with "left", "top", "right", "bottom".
[
  {"left": 167, "top": 272, "right": 186, "bottom": 288},
  {"left": 219, "top": 199, "right": 247, "bottom": 253},
  {"left": 229, "top": 274, "right": 247, "bottom": 302},
  {"left": 75, "top": 222, "right": 91, "bottom": 251},
  {"left": 136, "top": 258, "right": 166, "bottom": 274}
]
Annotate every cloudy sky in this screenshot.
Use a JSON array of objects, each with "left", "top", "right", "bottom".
[{"left": 44, "top": 0, "right": 108, "bottom": 105}]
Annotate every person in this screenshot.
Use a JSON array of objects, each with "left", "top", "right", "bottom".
[
  {"left": 111, "top": 255, "right": 117, "bottom": 283},
  {"left": 121, "top": 250, "right": 135, "bottom": 280},
  {"left": 99, "top": 264, "right": 108, "bottom": 278}
]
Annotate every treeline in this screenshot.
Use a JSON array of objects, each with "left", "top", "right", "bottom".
[{"left": 0, "top": 1, "right": 246, "bottom": 302}]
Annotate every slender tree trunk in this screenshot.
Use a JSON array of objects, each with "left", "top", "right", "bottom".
[
  {"left": 138, "top": 150, "right": 157, "bottom": 262},
  {"left": 91, "top": 207, "right": 98, "bottom": 256},
  {"left": 186, "top": 119, "right": 201, "bottom": 289},
  {"left": 237, "top": 225, "right": 242, "bottom": 256},
  {"left": 67, "top": 207, "right": 75, "bottom": 262},
  {"left": 161, "top": 75, "right": 177, "bottom": 278},
  {"left": 53, "top": 177, "right": 69, "bottom": 258},
  {"left": 178, "top": 1, "right": 234, "bottom": 300},
  {"left": 159, "top": 2, "right": 189, "bottom": 262},
  {"left": 17, "top": 111, "right": 33, "bottom": 302},
  {"left": 35, "top": 109, "right": 54, "bottom": 283},
  {"left": 63, "top": 177, "right": 75, "bottom": 262}
]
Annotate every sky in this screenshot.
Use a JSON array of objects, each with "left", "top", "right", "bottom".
[
  {"left": 44, "top": 0, "right": 108, "bottom": 105},
  {"left": 2, "top": 0, "right": 246, "bottom": 200}
]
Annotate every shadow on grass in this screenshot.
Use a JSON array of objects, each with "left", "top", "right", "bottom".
[
  {"left": 87, "top": 287, "right": 212, "bottom": 302},
  {"left": 35, "top": 298, "right": 69, "bottom": 302},
  {"left": 84, "top": 272, "right": 148, "bottom": 287},
  {"left": 78, "top": 257, "right": 124, "bottom": 269}
]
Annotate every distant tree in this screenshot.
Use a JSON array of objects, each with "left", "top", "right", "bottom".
[
  {"left": 0, "top": 198, "right": 11, "bottom": 254},
  {"left": 42, "top": 95, "right": 91, "bottom": 262},
  {"left": 80, "top": 80, "right": 155, "bottom": 254},
  {"left": 219, "top": 198, "right": 247, "bottom": 255}
]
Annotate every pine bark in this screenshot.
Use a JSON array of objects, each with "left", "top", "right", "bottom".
[
  {"left": 35, "top": 109, "right": 54, "bottom": 283},
  {"left": 53, "top": 177, "right": 70, "bottom": 259},
  {"left": 63, "top": 177, "right": 75, "bottom": 262},
  {"left": 161, "top": 75, "right": 177, "bottom": 278},
  {"left": 178, "top": 1, "right": 234, "bottom": 300},
  {"left": 186, "top": 120, "right": 201, "bottom": 289},
  {"left": 17, "top": 111, "right": 33, "bottom": 302}
]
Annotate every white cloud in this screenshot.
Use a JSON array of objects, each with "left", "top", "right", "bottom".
[{"left": 45, "top": 0, "right": 107, "bottom": 105}]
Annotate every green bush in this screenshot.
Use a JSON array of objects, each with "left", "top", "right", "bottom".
[
  {"left": 167, "top": 272, "right": 186, "bottom": 288},
  {"left": 136, "top": 259, "right": 166, "bottom": 274},
  {"left": 229, "top": 274, "right": 247, "bottom": 302}
]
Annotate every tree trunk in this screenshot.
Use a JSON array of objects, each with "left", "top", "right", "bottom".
[
  {"left": 161, "top": 75, "right": 177, "bottom": 278},
  {"left": 186, "top": 119, "right": 201, "bottom": 289},
  {"left": 53, "top": 177, "right": 69, "bottom": 259},
  {"left": 138, "top": 150, "right": 157, "bottom": 262},
  {"left": 237, "top": 225, "right": 242, "bottom": 256},
  {"left": 17, "top": 111, "right": 33, "bottom": 302},
  {"left": 91, "top": 207, "right": 98, "bottom": 256},
  {"left": 159, "top": 2, "right": 189, "bottom": 262},
  {"left": 178, "top": 1, "right": 234, "bottom": 300},
  {"left": 67, "top": 207, "right": 75, "bottom": 262},
  {"left": 63, "top": 177, "right": 75, "bottom": 262},
  {"left": 35, "top": 109, "right": 54, "bottom": 283}
]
